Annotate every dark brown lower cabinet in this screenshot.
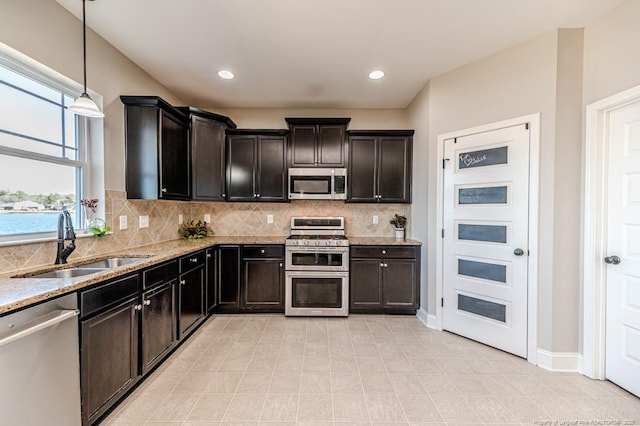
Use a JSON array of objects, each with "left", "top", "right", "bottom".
[
  {"left": 179, "top": 252, "right": 206, "bottom": 339},
  {"left": 350, "top": 245, "right": 420, "bottom": 314},
  {"left": 141, "top": 281, "right": 176, "bottom": 374},
  {"left": 80, "top": 297, "right": 139, "bottom": 425},
  {"left": 243, "top": 245, "right": 284, "bottom": 312},
  {"left": 216, "top": 245, "right": 242, "bottom": 312}
]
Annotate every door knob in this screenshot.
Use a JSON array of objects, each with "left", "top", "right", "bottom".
[
  {"left": 513, "top": 248, "right": 525, "bottom": 256},
  {"left": 604, "top": 255, "right": 621, "bottom": 265}
]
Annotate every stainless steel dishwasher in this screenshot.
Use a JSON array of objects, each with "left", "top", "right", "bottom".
[{"left": 0, "top": 293, "right": 81, "bottom": 425}]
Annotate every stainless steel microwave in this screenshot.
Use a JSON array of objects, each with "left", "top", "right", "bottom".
[{"left": 288, "top": 168, "right": 347, "bottom": 200}]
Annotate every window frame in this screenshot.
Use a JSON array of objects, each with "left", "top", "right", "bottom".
[{"left": 0, "top": 42, "right": 103, "bottom": 246}]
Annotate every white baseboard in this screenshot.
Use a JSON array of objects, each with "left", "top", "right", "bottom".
[
  {"left": 536, "top": 349, "right": 581, "bottom": 372},
  {"left": 416, "top": 308, "right": 438, "bottom": 329}
]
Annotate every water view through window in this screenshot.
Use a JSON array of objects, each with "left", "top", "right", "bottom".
[{"left": 0, "top": 63, "right": 83, "bottom": 237}]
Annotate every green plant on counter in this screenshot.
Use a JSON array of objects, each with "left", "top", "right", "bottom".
[
  {"left": 390, "top": 214, "right": 407, "bottom": 229},
  {"left": 179, "top": 220, "right": 211, "bottom": 239},
  {"left": 87, "top": 218, "right": 110, "bottom": 237}
]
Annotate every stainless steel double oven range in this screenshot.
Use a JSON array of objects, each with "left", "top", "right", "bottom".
[{"left": 285, "top": 217, "right": 349, "bottom": 317}]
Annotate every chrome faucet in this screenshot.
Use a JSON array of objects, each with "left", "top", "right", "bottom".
[{"left": 55, "top": 208, "right": 76, "bottom": 264}]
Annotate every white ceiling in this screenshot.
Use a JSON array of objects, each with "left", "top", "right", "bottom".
[{"left": 55, "top": 0, "right": 623, "bottom": 109}]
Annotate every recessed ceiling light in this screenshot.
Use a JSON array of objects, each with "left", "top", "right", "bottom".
[
  {"left": 218, "top": 70, "right": 235, "bottom": 80},
  {"left": 368, "top": 70, "right": 385, "bottom": 80}
]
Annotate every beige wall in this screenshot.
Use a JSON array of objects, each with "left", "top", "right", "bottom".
[
  {"left": 212, "top": 108, "right": 408, "bottom": 130},
  {"left": 583, "top": 0, "right": 640, "bottom": 105},
  {"left": 406, "top": 83, "right": 430, "bottom": 310}
]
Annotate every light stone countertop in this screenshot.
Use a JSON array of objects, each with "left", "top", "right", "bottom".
[
  {"left": 347, "top": 237, "right": 422, "bottom": 246},
  {"left": 0, "top": 235, "right": 422, "bottom": 316},
  {"left": 0, "top": 236, "right": 285, "bottom": 316}
]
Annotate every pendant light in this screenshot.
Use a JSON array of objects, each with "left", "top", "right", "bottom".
[{"left": 68, "top": 0, "right": 104, "bottom": 118}]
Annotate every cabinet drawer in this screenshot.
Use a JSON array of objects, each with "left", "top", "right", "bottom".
[
  {"left": 351, "top": 246, "right": 417, "bottom": 259},
  {"left": 80, "top": 274, "right": 139, "bottom": 318},
  {"left": 143, "top": 260, "right": 178, "bottom": 289},
  {"left": 242, "top": 245, "right": 284, "bottom": 259},
  {"left": 180, "top": 251, "right": 206, "bottom": 273}
]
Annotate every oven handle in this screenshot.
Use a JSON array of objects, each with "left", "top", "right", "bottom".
[
  {"left": 285, "top": 246, "right": 349, "bottom": 252},
  {"left": 285, "top": 270, "right": 349, "bottom": 278}
]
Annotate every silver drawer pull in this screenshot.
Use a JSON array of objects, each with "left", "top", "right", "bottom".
[
  {"left": 190, "top": 258, "right": 198, "bottom": 263},
  {"left": 144, "top": 300, "right": 151, "bottom": 306},
  {"left": 134, "top": 304, "right": 142, "bottom": 311},
  {"left": 382, "top": 250, "right": 386, "bottom": 255}
]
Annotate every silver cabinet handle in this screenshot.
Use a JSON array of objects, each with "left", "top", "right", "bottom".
[
  {"left": 134, "top": 304, "right": 142, "bottom": 311},
  {"left": 180, "top": 280, "right": 186, "bottom": 285},
  {"left": 144, "top": 300, "right": 151, "bottom": 306},
  {"left": 257, "top": 194, "right": 261, "bottom": 198},
  {"left": 206, "top": 253, "right": 212, "bottom": 258},
  {"left": 384, "top": 263, "right": 388, "bottom": 267},
  {"left": 380, "top": 262, "right": 384, "bottom": 267},
  {"left": 279, "top": 263, "right": 283, "bottom": 267},
  {"left": 261, "top": 249, "right": 265, "bottom": 253},
  {"left": 190, "top": 258, "right": 198, "bottom": 263},
  {"left": 161, "top": 188, "right": 167, "bottom": 193},
  {"left": 604, "top": 255, "right": 621, "bottom": 265},
  {"left": 382, "top": 250, "right": 386, "bottom": 255}
]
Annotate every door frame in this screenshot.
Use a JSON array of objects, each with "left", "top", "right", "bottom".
[
  {"left": 435, "top": 113, "right": 541, "bottom": 363},
  {"left": 582, "top": 84, "right": 640, "bottom": 379}
]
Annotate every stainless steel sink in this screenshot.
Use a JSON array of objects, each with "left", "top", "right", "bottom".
[
  {"left": 80, "top": 257, "right": 148, "bottom": 269},
  {"left": 28, "top": 268, "right": 108, "bottom": 279}
]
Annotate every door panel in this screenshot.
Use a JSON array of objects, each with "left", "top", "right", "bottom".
[
  {"left": 605, "top": 101, "right": 640, "bottom": 397},
  {"left": 378, "top": 137, "right": 411, "bottom": 202},
  {"left": 347, "top": 137, "right": 377, "bottom": 201},
  {"left": 227, "top": 136, "right": 256, "bottom": 200},
  {"left": 443, "top": 124, "right": 530, "bottom": 358},
  {"left": 257, "top": 136, "right": 286, "bottom": 201}
]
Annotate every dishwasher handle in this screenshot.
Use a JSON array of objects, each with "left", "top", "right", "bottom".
[{"left": 0, "top": 309, "right": 79, "bottom": 349}]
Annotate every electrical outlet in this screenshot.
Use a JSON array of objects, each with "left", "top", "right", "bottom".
[
  {"left": 204, "top": 214, "right": 211, "bottom": 223},
  {"left": 373, "top": 215, "right": 379, "bottom": 224},
  {"left": 119, "top": 215, "right": 127, "bottom": 230},
  {"left": 139, "top": 215, "right": 149, "bottom": 228},
  {"left": 178, "top": 214, "right": 184, "bottom": 225},
  {"left": 267, "top": 214, "right": 274, "bottom": 224}
]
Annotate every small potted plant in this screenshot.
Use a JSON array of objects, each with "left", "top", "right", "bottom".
[
  {"left": 179, "top": 220, "right": 211, "bottom": 239},
  {"left": 390, "top": 214, "right": 407, "bottom": 240},
  {"left": 81, "top": 198, "right": 110, "bottom": 237}
]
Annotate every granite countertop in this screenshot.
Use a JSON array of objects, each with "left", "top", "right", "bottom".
[
  {"left": 0, "top": 235, "right": 422, "bottom": 316},
  {"left": 347, "top": 237, "right": 422, "bottom": 246},
  {"left": 0, "top": 236, "right": 285, "bottom": 315}
]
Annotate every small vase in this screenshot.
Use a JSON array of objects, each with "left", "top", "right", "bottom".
[{"left": 394, "top": 228, "right": 405, "bottom": 241}]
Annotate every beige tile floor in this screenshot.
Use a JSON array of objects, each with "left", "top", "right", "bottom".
[{"left": 102, "top": 315, "right": 640, "bottom": 425}]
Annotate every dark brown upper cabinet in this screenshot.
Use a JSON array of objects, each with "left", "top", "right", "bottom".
[
  {"left": 226, "top": 129, "right": 288, "bottom": 202},
  {"left": 176, "top": 107, "right": 236, "bottom": 201},
  {"left": 286, "top": 118, "right": 351, "bottom": 167},
  {"left": 347, "top": 130, "right": 414, "bottom": 203},
  {"left": 121, "top": 96, "right": 190, "bottom": 200}
]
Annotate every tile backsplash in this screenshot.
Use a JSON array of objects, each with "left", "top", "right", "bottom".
[{"left": 0, "top": 190, "right": 411, "bottom": 274}]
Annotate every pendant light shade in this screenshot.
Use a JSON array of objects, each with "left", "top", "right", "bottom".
[{"left": 69, "top": 0, "right": 104, "bottom": 118}]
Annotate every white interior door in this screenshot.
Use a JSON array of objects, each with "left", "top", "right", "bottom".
[
  {"left": 605, "top": 101, "right": 640, "bottom": 397},
  {"left": 443, "top": 124, "right": 530, "bottom": 358}
]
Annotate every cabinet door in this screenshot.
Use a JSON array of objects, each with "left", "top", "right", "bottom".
[
  {"left": 192, "top": 116, "right": 226, "bottom": 201},
  {"left": 378, "top": 137, "right": 412, "bottom": 203},
  {"left": 350, "top": 258, "right": 383, "bottom": 309},
  {"left": 217, "top": 245, "right": 241, "bottom": 311},
  {"left": 382, "top": 259, "right": 417, "bottom": 308},
  {"left": 227, "top": 135, "right": 256, "bottom": 201},
  {"left": 179, "top": 266, "right": 204, "bottom": 339},
  {"left": 141, "top": 281, "right": 175, "bottom": 374},
  {"left": 318, "top": 125, "right": 345, "bottom": 167},
  {"left": 244, "top": 258, "right": 284, "bottom": 312},
  {"left": 347, "top": 136, "right": 378, "bottom": 202},
  {"left": 81, "top": 298, "right": 139, "bottom": 425},
  {"left": 290, "top": 125, "right": 317, "bottom": 167},
  {"left": 160, "top": 110, "right": 190, "bottom": 200},
  {"left": 257, "top": 136, "right": 287, "bottom": 201},
  {"left": 205, "top": 249, "right": 217, "bottom": 313}
]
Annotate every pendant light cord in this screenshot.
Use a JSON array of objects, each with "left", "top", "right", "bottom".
[{"left": 82, "top": 0, "right": 87, "bottom": 94}]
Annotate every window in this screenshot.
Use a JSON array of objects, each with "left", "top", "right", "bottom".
[{"left": 0, "top": 53, "right": 91, "bottom": 241}]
